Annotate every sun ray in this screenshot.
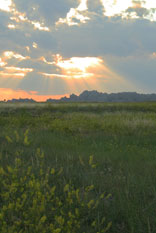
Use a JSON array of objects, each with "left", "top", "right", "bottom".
[{"left": 53, "top": 54, "right": 103, "bottom": 79}]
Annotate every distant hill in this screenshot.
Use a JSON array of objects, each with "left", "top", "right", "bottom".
[
  {"left": 7, "top": 98, "right": 36, "bottom": 103},
  {"left": 47, "top": 90, "right": 156, "bottom": 102},
  {"left": 4, "top": 90, "right": 156, "bottom": 103}
]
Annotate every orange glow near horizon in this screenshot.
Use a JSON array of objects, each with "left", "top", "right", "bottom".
[{"left": 0, "top": 88, "right": 69, "bottom": 102}]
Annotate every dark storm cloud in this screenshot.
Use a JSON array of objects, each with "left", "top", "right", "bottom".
[
  {"left": 55, "top": 16, "right": 156, "bottom": 57},
  {"left": 12, "top": 0, "right": 79, "bottom": 25}
]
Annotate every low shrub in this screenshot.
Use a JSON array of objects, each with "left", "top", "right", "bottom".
[{"left": 0, "top": 131, "right": 112, "bottom": 233}]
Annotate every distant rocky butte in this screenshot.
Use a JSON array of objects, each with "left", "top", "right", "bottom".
[
  {"left": 46, "top": 90, "right": 156, "bottom": 102},
  {"left": 4, "top": 90, "right": 156, "bottom": 103}
]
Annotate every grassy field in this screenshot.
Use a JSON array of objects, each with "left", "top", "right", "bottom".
[{"left": 1, "top": 102, "right": 156, "bottom": 232}]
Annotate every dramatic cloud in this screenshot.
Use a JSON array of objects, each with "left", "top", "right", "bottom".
[
  {"left": 55, "top": 17, "right": 156, "bottom": 57},
  {"left": 0, "top": 0, "right": 156, "bottom": 100}
]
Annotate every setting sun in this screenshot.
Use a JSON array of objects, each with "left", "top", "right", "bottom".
[{"left": 54, "top": 54, "right": 103, "bottom": 79}]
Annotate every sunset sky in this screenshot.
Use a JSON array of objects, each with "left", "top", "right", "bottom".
[{"left": 0, "top": 0, "right": 156, "bottom": 101}]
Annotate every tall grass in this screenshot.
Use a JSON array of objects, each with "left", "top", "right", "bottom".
[
  {"left": 0, "top": 131, "right": 112, "bottom": 233},
  {"left": 1, "top": 102, "right": 156, "bottom": 232}
]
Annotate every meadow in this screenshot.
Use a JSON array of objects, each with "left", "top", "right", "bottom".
[{"left": 1, "top": 102, "right": 156, "bottom": 232}]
